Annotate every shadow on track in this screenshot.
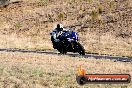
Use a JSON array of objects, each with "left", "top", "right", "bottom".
[{"left": 0, "top": 48, "right": 131, "bottom": 62}]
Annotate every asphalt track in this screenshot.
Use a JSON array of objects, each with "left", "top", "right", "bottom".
[{"left": 0, "top": 48, "right": 131, "bottom": 62}]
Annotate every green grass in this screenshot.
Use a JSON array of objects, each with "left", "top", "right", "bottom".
[
  {"left": 38, "top": 0, "right": 49, "bottom": 6},
  {"left": 15, "top": 22, "right": 22, "bottom": 29},
  {"left": 58, "top": 12, "right": 65, "bottom": 21},
  {"left": 91, "top": 9, "right": 99, "bottom": 20}
]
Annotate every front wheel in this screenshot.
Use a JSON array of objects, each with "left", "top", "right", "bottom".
[
  {"left": 58, "top": 48, "right": 67, "bottom": 54},
  {"left": 57, "top": 41, "right": 67, "bottom": 54},
  {"left": 76, "top": 42, "right": 85, "bottom": 55}
]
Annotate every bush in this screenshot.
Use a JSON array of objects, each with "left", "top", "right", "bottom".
[
  {"left": 37, "top": 0, "right": 49, "bottom": 6},
  {"left": 0, "top": 0, "right": 9, "bottom": 5},
  {"left": 91, "top": 10, "right": 99, "bottom": 20},
  {"left": 58, "top": 12, "right": 65, "bottom": 21},
  {"left": 98, "top": 5, "right": 103, "bottom": 14}
]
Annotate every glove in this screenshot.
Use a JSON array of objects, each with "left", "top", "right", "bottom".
[
  {"left": 54, "top": 39, "right": 60, "bottom": 42},
  {"left": 50, "top": 32, "right": 52, "bottom": 35}
]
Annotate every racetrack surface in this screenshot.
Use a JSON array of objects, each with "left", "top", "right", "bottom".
[{"left": 0, "top": 48, "right": 131, "bottom": 62}]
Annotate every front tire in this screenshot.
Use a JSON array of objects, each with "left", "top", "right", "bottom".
[
  {"left": 57, "top": 48, "right": 67, "bottom": 54},
  {"left": 57, "top": 41, "right": 67, "bottom": 54}
]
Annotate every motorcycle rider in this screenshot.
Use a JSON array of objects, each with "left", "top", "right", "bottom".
[
  {"left": 50, "top": 24, "right": 85, "bottom": 55},
  {"left": 51, "top": 24, "right": 64, "bottom": 49}
]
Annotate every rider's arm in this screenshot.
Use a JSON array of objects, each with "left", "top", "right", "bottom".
[
  {"left": 52, "top": 32, "right": 57, "bottom": 39},
  {"left": 51, "top": 29, "right": 60, "bottom": 42},
  {"left": 51, "top": 29, "right": 57, "bottom": 39}
]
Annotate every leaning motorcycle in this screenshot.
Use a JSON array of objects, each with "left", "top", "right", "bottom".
[{"left": 50, "top": 30, "right": 85, "bottom": 55}]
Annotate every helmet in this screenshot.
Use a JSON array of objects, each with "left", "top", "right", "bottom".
[
  {"left": 57, "top": 24, "right": 63, "bottom": 28},
  {"left": 57, "top": 24, "right": 60, "bottom": 29},
  {"left": 56, "top": 24, "right": 63, "bottom": 31}
]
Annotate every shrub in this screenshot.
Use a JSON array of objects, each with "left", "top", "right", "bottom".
[
  {"left": 0, "top": 0, "right": 9, "bottom": 6},
  {"left": 58, "top": 12, "right": 65, "bottom": 21},
  {"left": 87, "top": 0, "right": 93, "bottom": 3},
  {"left": 98, "top": 5, "right": 103, "bottom": 14},
  {"left": 91, "top": 9, "right": 99, "bottom": 20},
  {"left": 38, "top": 0, "right": 49, "bottom": 6},
  {"left": 15, "top": 22, "right": 22, "bottom": 29},
  {"left": 0, "top": 0, "right": 8, "bottom": 4},
  {"left": 109, "top": 1, "right": 115, "bottom": 13}
]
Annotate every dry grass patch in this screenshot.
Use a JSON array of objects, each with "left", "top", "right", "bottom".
[
  {"left": 0, "top": 0, "right": 131, "bottom": 56},
  {"left": 0, "top": 51, "right": 131, "bottom": 87},
  {"left": 79, "top": 32, "right": 132, "bottom": 56}
]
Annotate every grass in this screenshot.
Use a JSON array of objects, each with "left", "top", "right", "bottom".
[
  {"left": 0, "top": 0, "right": 8, "bottom": 5},
  {"left": 38, "top": 0, "right": 49, "bottom": 6},
  {"left": 98, "top": 5, "right": 103, "bottom": 14},
  {"left": 0, "top": 0, "right": 131, "bottom": 88},
  {"left": 91, "top": 9, "right": 99, "bottom": 20},
  {"left": 15, "top": 22, "right": 22, "bottom": 29},
  {"left": 0, "top": 0, "right": 131, "bottom": 56},
  {"left": 109, "top": 1, "right": 115, "bottom": 13},
  {"left": 87, "top": 0, "right": 93, "bottom": 3},
  {"left": 58, "top": 12, "right": 65, "bottom": 21},
  {"left": 0, "top": 51, "right": 131, "bottom": 87}
]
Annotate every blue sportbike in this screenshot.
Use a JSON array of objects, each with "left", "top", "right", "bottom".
[{"left": 50, "top": 30, "right": 85, "bottom": 55}]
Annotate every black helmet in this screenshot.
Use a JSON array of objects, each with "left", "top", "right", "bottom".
[
  {"left": 56, "top": 24, "right": 63, "bottom": 31},
  {"left": 57, "top": 24, "right": 60, "bottom": 29}
]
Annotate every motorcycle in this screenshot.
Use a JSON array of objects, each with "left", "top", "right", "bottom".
[{"left": 50, "top": 30, "right": 85, "bottom": 55}]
